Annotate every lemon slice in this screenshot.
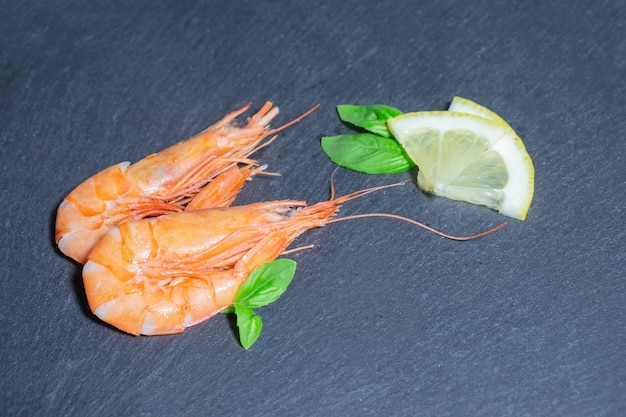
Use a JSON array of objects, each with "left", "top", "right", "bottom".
[
  {"left": 448, "top": 96, "right": 511, "bottom": 126},
  {"left": 388, "top": 110, "right": 534, "bottom": 220}
]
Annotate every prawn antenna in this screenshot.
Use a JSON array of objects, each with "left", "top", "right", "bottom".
[
  {"left": 329, "top": 166, "right": 341, "bottom": 200},
  {"left": 266, "top": 104, "right": 320, "bottom": 136},
  {"left": 330, "top": 180, "right": 413, "bottom": 205},
  {"left": 282, "top": 244, "right": 316, "bottom": 255},
  {"left": 326, "top": 179, "right": 507, "bottom": 241},
  {"left": 329, "top": 213, "right": 507, "bottom": 241}
]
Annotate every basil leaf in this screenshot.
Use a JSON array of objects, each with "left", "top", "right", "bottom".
[
  {"left": 221, "top": 259, "right": 297, "bottom": 349},
  {"left": 337, "top": 104, "right": 403, "bottom": 138},
  {"left": 321, "top": 134, "right": 415, "bottom": 174},
  {"left": 233, "top": 258, "right": 297, "bottom": 309},
  {"left": 234, "top": 305, "right": 263, "bottom": 350}
]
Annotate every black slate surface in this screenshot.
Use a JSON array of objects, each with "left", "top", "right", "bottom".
[{"left": 1, "top": 1, "right": 625, "bottom": 416}]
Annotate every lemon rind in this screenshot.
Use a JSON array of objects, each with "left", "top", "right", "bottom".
[
  {"left": 492, "top": 135, "right": 535, "bottom": 220},
  {"left": 449, "top": 96, "right": 511, "bottom": 128}
]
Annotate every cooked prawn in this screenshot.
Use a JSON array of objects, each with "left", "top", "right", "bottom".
[
  {"left": 82, "top": 182, "right": 505, "bottom": 336},
  {"left": 56, "top": 102, "right": 318, "bottom": 264}
]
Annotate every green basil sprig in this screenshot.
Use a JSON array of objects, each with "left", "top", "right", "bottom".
[
  {"left": 336, "top": 104, "right": 403, "bottom": 138},
  {"left": 322, "top": 104, "right": 414, "bottom": 174},
  {"left": 222, "top": 258, "right": 296, "bottom": 349},
  {"left": 321, "top": 134, "right": 414, "bottom": 174}
]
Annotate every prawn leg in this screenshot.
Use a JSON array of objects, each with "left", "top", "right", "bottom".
[
  {"left": 185, "top": 165, "right": 266, "bottom": 211},
  {"left": 232, "top": 230, "right": 303, "bottom": 282}
]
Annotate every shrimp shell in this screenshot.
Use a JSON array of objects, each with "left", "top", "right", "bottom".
[
  {"left": 82, "top": 186, "right": 384, "bottom": 336},
  {"left": 84, "top": 202, "right": 324, "bottom": 335},
  {"left": 56, "top": 102, "right": 317, "bottom": 264}
]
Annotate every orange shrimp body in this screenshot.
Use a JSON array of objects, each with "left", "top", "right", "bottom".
[
  {"left": 82, "top": 193, "right": 355, "bottom": 336},
  {"left": 56, "top": 102, "right": 316, "bottom": 264},
  {"left": 81, "top": 181, "right": 507, "bottom": 336}
]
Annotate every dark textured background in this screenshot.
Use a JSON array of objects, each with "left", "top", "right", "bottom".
[{"left": 1, "top": 1, "right": 625, "bottom": 416}]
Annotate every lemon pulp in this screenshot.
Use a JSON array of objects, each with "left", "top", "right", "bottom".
[{"left": 388, "top": 101, "right": 534, "bottom": 220}]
